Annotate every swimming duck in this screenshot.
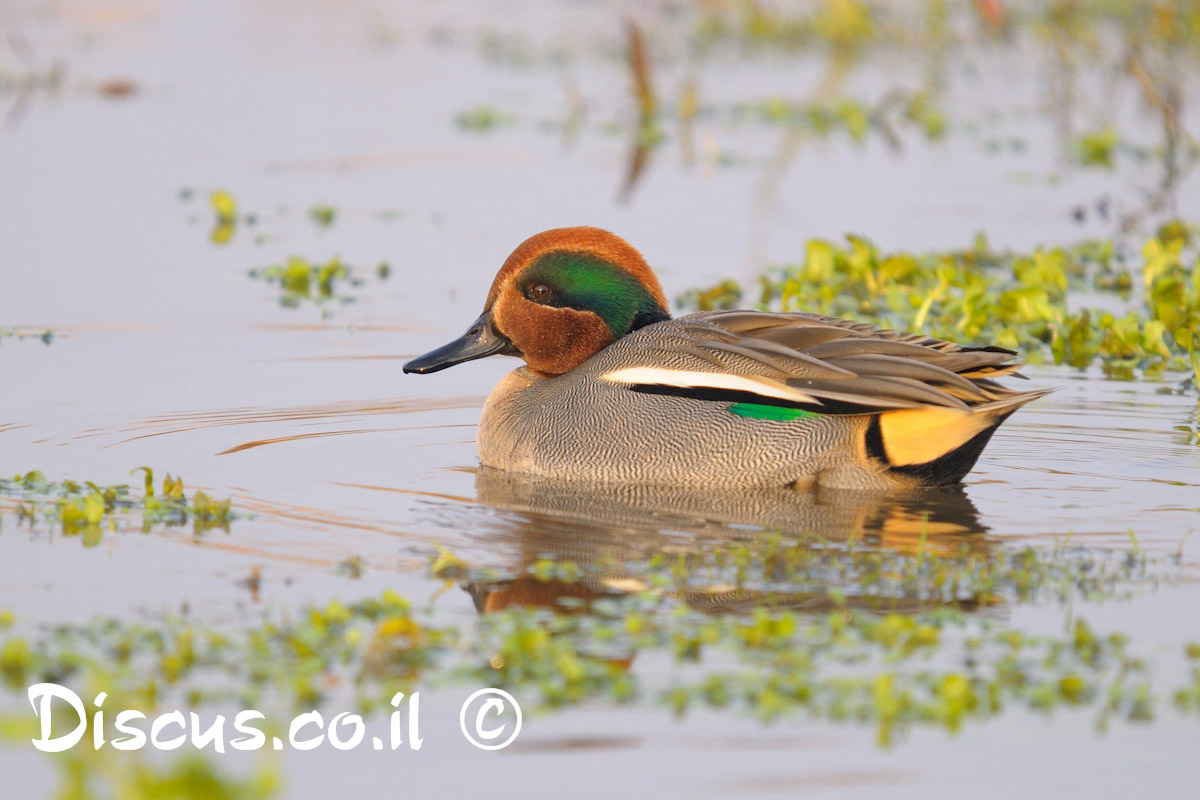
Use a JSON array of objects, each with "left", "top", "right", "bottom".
[{"left": 404, "top": 227, "right": 1049, "bottom": 490}]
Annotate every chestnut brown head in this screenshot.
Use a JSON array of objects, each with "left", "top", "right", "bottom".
[{"left": 404, "top": 227, "right": 670, "bottom": 376}]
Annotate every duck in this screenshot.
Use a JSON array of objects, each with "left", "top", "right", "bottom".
[{"left": 403, "top": 227, "right": 1050, "bottom": 491}]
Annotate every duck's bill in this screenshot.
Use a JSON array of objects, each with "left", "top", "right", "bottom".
[{"left": 403, "top": 312, "right": 513, "bottom": 374}]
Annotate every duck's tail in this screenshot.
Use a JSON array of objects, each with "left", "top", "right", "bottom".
[{"left": 867, "top": 387, "right": 1055, "bottom": 486}]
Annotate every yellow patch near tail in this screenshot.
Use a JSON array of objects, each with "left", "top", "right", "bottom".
[{"left": 877, "top": 407, "right": 991, "bottom": 467}]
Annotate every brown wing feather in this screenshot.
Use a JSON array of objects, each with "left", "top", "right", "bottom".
[
  {"left": 819, "top": 353, "right": 988, "bottom": 396},
  {"left": 679, "top": 311, "right": 1032, "bottom": 415},
  {"left": 786, "top": 376, "right": 973, "bottom": 410},
  {"left": 800, "top": 338, "right": 1015, "bottom": 373}
]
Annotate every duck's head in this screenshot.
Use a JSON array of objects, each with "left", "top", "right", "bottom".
[{"left": 403, "top": 227, "right": 670, "bottom": 376}]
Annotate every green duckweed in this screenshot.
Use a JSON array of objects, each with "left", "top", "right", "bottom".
[
  {"left": 248, "top": 256, "right": 387, "bottom": 310},
  {"left": 0, "top": 538, "right": 1190, "bottom": 748},
  {"left": 454, "top": 106, "right": 515, "bottom": 131},
  {"left": 0, "top": 327, "right": 53, "bottom": 346},
  {"left": 680, "top": 223, "right": 1200, "bottom": 387},
  {"left": 0, "top": 468, "right": 237, "bottom": 542}
]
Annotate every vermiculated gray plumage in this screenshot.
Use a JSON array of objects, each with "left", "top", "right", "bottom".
[{"left": 477, "top": 311, "right": 1049, "bottom": 490}]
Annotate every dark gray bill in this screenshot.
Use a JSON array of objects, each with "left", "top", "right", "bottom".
[{"left": 403, "top": 312, "right": 513, "bottom": 374}]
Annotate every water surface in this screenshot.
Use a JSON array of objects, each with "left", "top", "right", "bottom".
[{"left": 2, "top": 1, "right": 1199, "bottom": 797}]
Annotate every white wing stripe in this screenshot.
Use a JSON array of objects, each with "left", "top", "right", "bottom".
[{"left": 600, "top": 367, "right": 821, "bottom": 406}]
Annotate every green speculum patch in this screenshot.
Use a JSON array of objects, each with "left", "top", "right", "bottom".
[
  {"left": 522, "top": 251, "right": 669, "bottom": 337},
  {"left": 729, "top": 402, "right": 823, "bottom": 421}
]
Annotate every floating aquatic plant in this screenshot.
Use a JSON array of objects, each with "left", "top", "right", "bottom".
[
  {"left": 693, "top": 0, "right": 879, "bottom": 54},
  {"left": 309, "top": 204, "right": 336, "bottom": 227},
  {"left": 247, "top": 256, "right": 388, "bottom": 311},
  {"left": 681, "top": 223, "right": 1200, "bottom": 388},
  {"left": 0, "top": 590, "right": 448, "bottom": 711},
  {"left": 0, "top": 468, "right": 237, "bottom": 543},
  {"left": 729, "top": 91, "right": 946, "bottom": 145},
  {"left": 454, "top": 1, "right": 1200, "bottom": 221},
  {"left": 690, "top": 0, "right": 1200, "bottom": 61},
  {"left": 209, "top": 190, "right": 237, "bottom": 245},
  {"left": 455, "top": 538, "right": 1188, "bottom": 743},
  {"left": 0, "top": 64, "right": 64, "bottom": 95},
  {"left": 0, "top": 327, "right": 53, "bottom": 346},
  {"left": 1176, "top": 644, "right": 1200, "bottom": 713},
  {"left": 454, "top": 105, "right": 515, "bottom": 131},
  {"left": 0, "top": 538, "right": 1187, "bottom": 748},
  {"left": 1069, "top": 127, "right": 1121, "bottom": 169}
]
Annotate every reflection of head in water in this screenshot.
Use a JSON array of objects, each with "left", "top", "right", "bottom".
[{"left": 461, "top": 467, "right": 989, "bottom": 617}]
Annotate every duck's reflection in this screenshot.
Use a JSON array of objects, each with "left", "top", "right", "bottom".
[{"left": 462, "top": 467, "right": 989, "bottom": 616}]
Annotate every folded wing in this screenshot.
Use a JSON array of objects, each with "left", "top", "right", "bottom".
[
  {"left": 597, "top": 311, "right": 1051, "bottom": 482},
  {"left": 599, "top": 310, "right": 1033, "bottom": 415}
]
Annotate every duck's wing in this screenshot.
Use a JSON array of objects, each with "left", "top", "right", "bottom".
[
  {"left": 598, "top": 310, "right": 1037, "bottom": 416},
  {"left": 597, "top": 311, "right": 1053, "bottom": 478}
]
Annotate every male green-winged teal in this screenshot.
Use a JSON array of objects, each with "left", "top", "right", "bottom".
[{"left": 404, "top": 227, "right": 1049, "bottom": 490}]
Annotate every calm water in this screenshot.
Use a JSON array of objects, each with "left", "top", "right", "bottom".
[{"left": 2, "top": 1, "right": 1199, "bottom": 797}]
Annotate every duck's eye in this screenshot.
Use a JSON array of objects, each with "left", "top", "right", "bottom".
[{"left": 529, "top": 283, "right": 552, "bottom": 301}]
